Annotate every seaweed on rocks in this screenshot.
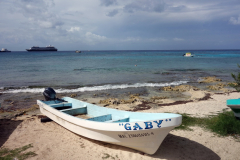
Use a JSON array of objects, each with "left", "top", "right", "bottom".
[
  {"left": 158, "top": 100, "right": 194, "bottom": 107},
  {"left": 127, "top": 101, "right": 151, "bottom": 112},
  {"left": 198, "top": 93, "right": 212, "bottom": 101}
]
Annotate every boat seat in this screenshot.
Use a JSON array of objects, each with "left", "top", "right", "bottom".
[
  {"left": 61, "top": 106, "right": 87, "bottom": 115},
  {"left": 105, "top": 117, "right": 129, "bottom": 123},
  {"left": 50, "top": 103, "right": 72, "bottom": 110},
  {"left": 87, "top": 114, "right": 112, "bottom": 122}
]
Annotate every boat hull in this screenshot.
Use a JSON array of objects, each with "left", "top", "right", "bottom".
[
  {"left": 227, "top": 99, "right": 240, "bottom": 118},
  {"left": 37, "top": 97, "right": 182, "bottom": 154}
]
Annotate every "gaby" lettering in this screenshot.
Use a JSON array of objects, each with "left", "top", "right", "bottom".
[{"left": 124, "top": 120, "right": 163, "bottom": 130}]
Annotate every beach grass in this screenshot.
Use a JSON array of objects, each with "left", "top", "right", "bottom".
[
  {"left": 176, "top": 111, "right": 240, "bottom": 138},
  {"left": 0, "top": 144, "right": 36, "bottom": 160},
  {"left": 206, "top": 111, "right": 240, "bottom": 137},
  {"left": 175, "top": 113, "right": 205, "bottom": 131},
  {"left": 228, "top": 64, "right": 240, "bottom": 92}
]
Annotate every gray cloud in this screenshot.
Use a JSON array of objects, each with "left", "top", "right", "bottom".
[
  {"left": 100, "top": 0, "right": 117, "bottom": 6},
  {"left": 1, "top": 0, "right": 240, "bottom": 50},
  {"left": 124, "top": 0, "right": 165, "bottom": 13},
  {"left": 13, "top": 0, "right": 63, "bottom": 29},
  {"left": 107, "top": 9, "right": 119, "bottom": 17},
  {"left": 168, "top": 5, "right": 187, "bottom": 12}
]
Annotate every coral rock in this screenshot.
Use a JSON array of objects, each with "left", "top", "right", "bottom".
[
  {"left": 162, "top": 85, "right": 199, "bottom": 92},
  {"left": 198, "top": 76, "right": 222, "bottom": 83}
]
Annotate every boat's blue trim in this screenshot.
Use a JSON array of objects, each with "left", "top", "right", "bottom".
[
  {"left": 227, "top": 99, "right": 240, "bottom": 105},
  {"left": 49, "top": 103, "right": 72, "bottom": 108}
]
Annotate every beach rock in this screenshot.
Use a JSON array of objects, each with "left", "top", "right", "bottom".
[
  {"left": 99, "top": 98, "right": 120, "bottom": 105},
  {"left": 161, "top": 85, "right": 199, "bottom": 92},
  {"left": 228, "top": 82, "right": 238, "bottom": 87},
  {"left": 198, "top": 76, "right": 222, "bottom": 83},
  {"left": 129, "top": 94, "right": 142, "bottom": 102},
  {"left": 150, "top": 96, "right": 168, "bottom": 102},
  {"left": 99, "top": 94, "right": 143, "bottom": 105},
  {"left": 207, "top": 83, "right": 227, "bottom": 90},
  {"left": 70, "top": 94, "right": 77, "bottom": 98},
  {"left": 119, "top": 99, "right": 127, "bottom": 104}
]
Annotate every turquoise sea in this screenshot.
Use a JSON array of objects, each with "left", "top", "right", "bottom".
[{"left": 0, "top": 50, "right": 240, "bottom": 93}]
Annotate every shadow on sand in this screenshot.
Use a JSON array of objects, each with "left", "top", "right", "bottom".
[
  {"left": 88, "top": 133, "right": 220, "bottom": 159},
  {"left": 0, "top": 119, "right": 23, "bottom": 147},
  {"left": 152, "top": 134, "right": 220, "bottom": 159}
]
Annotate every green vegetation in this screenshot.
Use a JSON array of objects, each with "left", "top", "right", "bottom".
[
  {"left": 206, "top": 111, "right": 240, "bottom": 137},
  {"left": 102, "top": 153, "right": 111, "bottom": 159},
  {"left": 0, "top": 144, "right": 36, "bottom": 160},
  {"left": 175, "top": 113, "right": 205, "bottom": 131},
  {"left": 229, "top": 64, "right": 240, "bottom": 92},
  {"left": 176, "top": 111, "right": 240, "bottom": 138},
  {"left": 102, "top": 153, "right": 119, "bottom": 159}
]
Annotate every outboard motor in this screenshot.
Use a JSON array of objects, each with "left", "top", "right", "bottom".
[{"left": 43, "top": 87, "right": 56, "bottom": 101}]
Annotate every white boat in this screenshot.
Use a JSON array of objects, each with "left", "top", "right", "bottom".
[
  {"left": 37, "top": 88, "right": 182, "bottom": 154},
  {"left": 0, "top": 48, "right": 11, "bottom": 52},
  {"left": 183, "top": 52, "right": 194, "bottom": 57},
  {"left": 75, "top": 50, "right": 81, "bottom": 53}
]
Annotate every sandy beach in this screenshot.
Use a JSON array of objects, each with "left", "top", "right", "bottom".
[
  {"left": 1, "top": 88, "right": 240, "bottom": 160},
  {"left": 1, "top": 0, "right": 240, "bottom": 158}
]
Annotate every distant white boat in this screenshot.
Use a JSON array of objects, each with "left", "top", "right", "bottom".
[
  {"left": 183, "top": 52, "right": 194, "bottom": 57},
  {"left": 37, "top": 88, "right": 182, "bottom": 154},
  {"left": 75, "top": 50, "right": 81, "bottom": 53},
  {"left": 0, "top": 48, "right": 11, "bottom": 52}
]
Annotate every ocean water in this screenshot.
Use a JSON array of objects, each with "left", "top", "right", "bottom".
[{"left": 1, "top": 50, "right": 240, "bottom": 93}]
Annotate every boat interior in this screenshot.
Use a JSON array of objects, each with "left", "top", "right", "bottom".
[{"left": 46, "top": 100, "right": 130, "bottom": 123}]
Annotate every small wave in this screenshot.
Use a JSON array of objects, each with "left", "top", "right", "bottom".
[
  {"left": 73, "top": 67, "right": 133, "bottom": 73},
  {"left": 1, "top": 81, "right": 188, "bottom": 93},
  {"left": 168, "top": 69, "right": 203, "bottom": 72}
]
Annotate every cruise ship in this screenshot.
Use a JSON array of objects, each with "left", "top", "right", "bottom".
[{"left": 26, "top": 45, "right": 58, "bottom": 51}]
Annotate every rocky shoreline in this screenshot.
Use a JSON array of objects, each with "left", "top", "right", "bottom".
[
  {"left": 1, "top": 77, "right": 240, "bottom": 160},
  {"left": 0, "top": 76, "right": 235, "bottom": 119}
]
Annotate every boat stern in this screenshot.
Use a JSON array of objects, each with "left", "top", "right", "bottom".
[{"left": 226, "top": 99, "right": 240, "bottom": 118}]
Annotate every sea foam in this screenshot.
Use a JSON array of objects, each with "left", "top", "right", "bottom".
[{"left": 1, "top": 81, "right": 188, "bottom": 93}]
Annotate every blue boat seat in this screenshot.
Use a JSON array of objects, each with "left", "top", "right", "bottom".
[
  {"left": 50, "top": 103, "right": 72, "bottom": 110},
  {"left": 105, "top": 117, "right": 129, "bottom": 123},
  {"left": 87, "top": 114, "right": 112, "bottom": 122},
  {"left": 61, "top": 106, "right": 87, "bottom": 115}
]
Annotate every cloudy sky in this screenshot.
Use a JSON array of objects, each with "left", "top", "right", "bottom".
[{"left": 0, "top": 0, "right": 240, "bottom": 51}]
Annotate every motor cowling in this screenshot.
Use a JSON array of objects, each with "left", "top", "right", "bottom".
[{"left": 43, "top": 87, "right": 56, "bottom": 101}]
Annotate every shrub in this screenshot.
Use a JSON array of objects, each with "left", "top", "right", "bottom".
[{"left": 229, "top": 64, "right": 240, "bottom": 92}]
